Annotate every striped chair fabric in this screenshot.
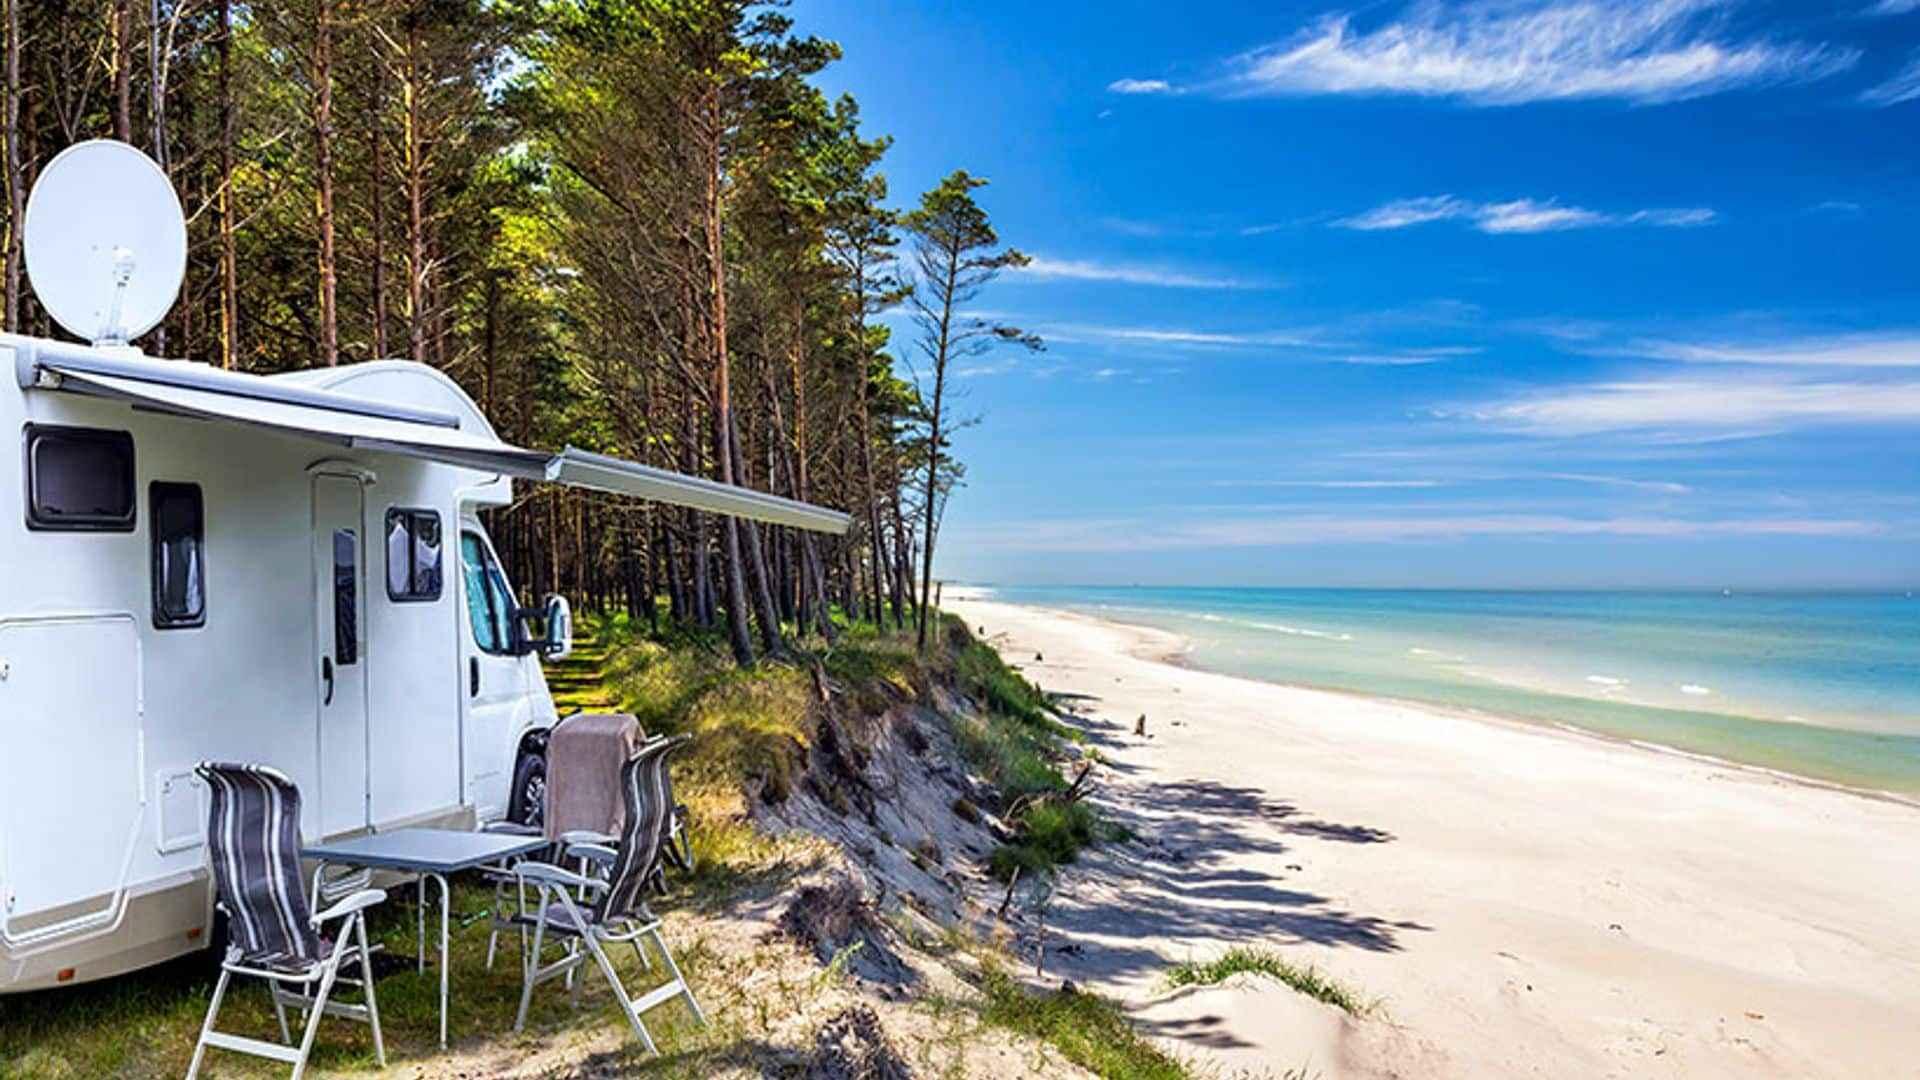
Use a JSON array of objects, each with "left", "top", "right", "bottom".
[{"left": 197, "top": 762, "right": 326, "bottom": 971}]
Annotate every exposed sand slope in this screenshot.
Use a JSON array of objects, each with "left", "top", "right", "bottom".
[{"left": 951, "top": 596, "right": 1920, "bottom": 1080}]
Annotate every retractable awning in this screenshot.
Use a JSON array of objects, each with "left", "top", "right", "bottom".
[{"left": 14, "top": 339, "right": 851, "bottom": 534}]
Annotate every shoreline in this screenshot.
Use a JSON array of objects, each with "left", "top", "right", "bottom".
[
  {"left": 950, "top": 593, "right": 1920, "bottom": 1079},
  {"left": 977, "top": 597, "right": 1920, "bottom": 811}
]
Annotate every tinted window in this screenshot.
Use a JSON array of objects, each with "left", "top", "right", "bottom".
[
  {"left": 333, "top": 529, "right": 358, "bottom": 665},
  {"left": 151, "top": 483, "right": 205, "bottom": 628},
  {"left": 25, "top": 425, "right": 135, "bottom": 530},
  {"left": 385, "top": 509, "right": 443, "bottom": 601},
  {"left": 460, "top": 531, "right": 516, "bottom": 655}
]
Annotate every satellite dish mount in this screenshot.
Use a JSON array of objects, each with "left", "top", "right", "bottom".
[{"left": 22, "top": 139, "right": 187, "bottom": 352}]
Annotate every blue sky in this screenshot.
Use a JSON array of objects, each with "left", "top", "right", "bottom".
[{"left": 802, "top": 0, "right": 1920, "bottom": 589}]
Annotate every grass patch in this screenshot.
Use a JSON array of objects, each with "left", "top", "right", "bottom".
[
  {"left": 1164, "top": 947, "right": 1369, "bottom": 1015},
  {"left": 0, "top": 876, "right": 719, "bottom": 1078},
  {"left": 988, "top": 799, "right": 1104, "bottom": 880},
  {"left": 599, "top": 609, "right": 1112, "bottom": 885},
  {"left": 975, "top": 961, "right": 1190, "bottom": 1080}
]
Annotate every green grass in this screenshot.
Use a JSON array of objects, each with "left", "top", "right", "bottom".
[
  {"left": 1163, "top": 947, "right": 1370, "bottom": 1016},
  {"left": 988, "top": 799, "right": 1107, "bottom": 881},
  {"left": 974, "top": 962, "right": 1191, "bottom": 1080},
  {"left": 0, "top": 877, "right": 719, "bottom": 1078},
  {"left": 598, "top": 608, "right": 1113, "bottom": 884},
  {"left": 926, "top": 615, "right": 1112, "bottom": 880}
]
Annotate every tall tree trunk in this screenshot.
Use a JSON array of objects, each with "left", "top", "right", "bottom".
[
  {"left": 404, "top": 12, "right": 426, "bottom": 364},
  {"left": 113, "top": 0, "right": 133, "bottom": 141},
  {"left": 786, "top": 297, "right": 836, "bottom": 642},
  {"left": 698, "top": 89, "right": 753, "bottom": 666},
  {"left": 482, "top": 273, "right": 498, "bottom": 414},
  {"left": 851, "top": 277, "right": 887, "bottom": 627},
  {"left": 888, "top": 462, "right": 912, "bottom": 628},
  {"left": 916, "top": 251, "right": 960, "bottom": 650},
  {"left": 216, "top": 0, "right": 237, "bottom": 368},
  {"left": 367, "top": 54, "right": 388, "bottom": 359},
  {"left": 684, "top": 404, "right": 715, "bottom": 629},
  {"left": 4, "top": 0, "right": 21, "bottom": 331},
  {"left": 728, "top": 408, "right": 783, "bottom": 656},
  {"left": 314, "top": 0, "right": 338, "bottom": 367},
  {"left": 146, "top": 0, "right": 168, "bottom": 354}
]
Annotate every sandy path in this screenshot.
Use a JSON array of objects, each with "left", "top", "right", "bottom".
[{"left": 951, "top": 596, "right": 1920, "bottom": 1080}]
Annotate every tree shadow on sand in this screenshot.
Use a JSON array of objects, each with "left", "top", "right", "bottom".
[{"left": 1031, "top": 777, "right": 1428, "bottom": 984}]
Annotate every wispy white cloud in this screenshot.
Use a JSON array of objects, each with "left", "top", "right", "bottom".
[
  {"left": 1219, "top": 0, "right": 1857, "bottom": 105},
  {"left": 1531, "top": 472, "right": 1692, "bottom": 494},
  {"left": 1336, "top": 345, "right": 1482, "bottom": 365},
  {"left": 1624, "top": 207, "right": 1720, "bottom": 227},
  {"left": 1336, "top": 195, "right": 1473, "bottom": 230},
  {"left": 1210, "top": 479, "right": 1444, "bottom": 489},
  {"left": 1017, "top": 318, "right": 1477, "bottom": 367},
  {"left": 1213, "top": 472, "right": 1693, "bottom": 494},
  {"left": 1861, "top": 52, "right": 1920, "bottom": 105},
  {"left": 1477, "top": 199, "right": 1612, "bottom": 233},
  {"left": 1107, "top": 77, "right": 1177, "bottom": 95},
  {"left": 1868, "top": 0, "right": 1918, "bottom": 15},
  {"left": 1036, "top": 321, "right": 1317, "bottom": 349},
  {"left": 1336, "top": 195, "right": 1717, "bottom": 233},
  {"left": 960, "top": 512, "right": 1880, "bottom": 552},
  {"left": 1624, "top": 330, "right": 1920, "bottom": 367},
  {"left": 1016, "top": 254, "right": 1263, "bottom": 290},
  {"left": 1461, "top": 375, "right": 1920, "bottom": 435}
]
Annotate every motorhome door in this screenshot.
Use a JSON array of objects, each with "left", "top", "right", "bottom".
[
  {"left": 457, "top": 522, "right": 531, "bottom": 819},
  {"left": 312, "top": 473, "right": 371, "bottom": 837}
]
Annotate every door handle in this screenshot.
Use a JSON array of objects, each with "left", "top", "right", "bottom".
[
  {"left": 469, "top": 657, "right": 480, "bottom": 698},
  {"left": 321, "top": 657, "right": 335, "bottom": 706}
]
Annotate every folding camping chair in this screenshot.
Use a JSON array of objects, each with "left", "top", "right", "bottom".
[
  {"left": 186, "top": 763, "right": 387, "bottom": 1080},
  {"left": 484, "top": 713, "right": 692, "bottom": 973},
  {"left": 509, "top": 735, "right": 707, "bottom": 1054}
]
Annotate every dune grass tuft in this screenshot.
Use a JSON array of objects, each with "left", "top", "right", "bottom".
[
  {"left": 1164, "top": 946, "right": 1369, "bottom": 1015},
  {"left": 975, "top": 962, "right": 1191, "bottom": 1080}
]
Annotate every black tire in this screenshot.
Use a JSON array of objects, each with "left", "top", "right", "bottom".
[{"left": 509, "top": 750, "right": 547, "bottom": 827}]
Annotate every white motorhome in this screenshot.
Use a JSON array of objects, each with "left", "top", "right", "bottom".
[{"left": 0, "top": 141, "right": 847, "bottom": 993}]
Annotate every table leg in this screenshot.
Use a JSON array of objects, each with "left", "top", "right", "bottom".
[
  {"left": 416, "top": 876, "right": 426, "bottom": 974},
  {"left": 434, "top": 872, "right": 450, "bottom": 1051}
]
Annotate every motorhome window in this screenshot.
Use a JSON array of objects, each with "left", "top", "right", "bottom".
[
  {"left": 385, "top": 508, "right": 443, "bottom": 601},
  {"left": 460, "top": 531, "right": 516, "bottom": 655},
  {"left": 150, "top": 483, "right": 205, "bottom": 628},
  {"left": 24, "top": 424, "right": 136, "bottom": 531},
  {"left": 333, "top": 529, "right": 359, "bottom": 665}
]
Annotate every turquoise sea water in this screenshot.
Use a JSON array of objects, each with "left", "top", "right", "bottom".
[{"left": 974, "top": 586, "right": 1920, "bottom": 798}]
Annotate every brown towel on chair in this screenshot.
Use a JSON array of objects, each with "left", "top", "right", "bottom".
[{"left": 544, "top": 712, "right": 646, "bottom": 840}]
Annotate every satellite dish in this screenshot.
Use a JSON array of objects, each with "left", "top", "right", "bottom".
[{"left": 23, "top": 139, "right": 187, "bottom": 348}]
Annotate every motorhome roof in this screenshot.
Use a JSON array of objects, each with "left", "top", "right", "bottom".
[{"left": 10, "top": 335, "right": 852, "bottom": 535}]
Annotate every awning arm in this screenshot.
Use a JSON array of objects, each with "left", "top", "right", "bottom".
[{"left": 549, "top": 447, "right": 851, "bottom": 535}]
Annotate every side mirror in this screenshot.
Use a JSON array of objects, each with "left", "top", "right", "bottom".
[{"left": 539, "top": 594, "right": 573, "bottom": 662}]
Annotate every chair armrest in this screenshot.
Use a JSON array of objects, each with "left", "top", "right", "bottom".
[
  {"left": 313, "top": 888, "right": 387, "bottom": 925},
  {"left": 557, "top": 829, "right": 616, "bottom": 847},
  {"left": 567, "top": 843, "right": 618, "bottom": 867},
  {"left": 515, "top": 860, "right": 608, "bottom": 893},
  {"left": 483, "top": 821, "right": 543, "bottom": 836}
]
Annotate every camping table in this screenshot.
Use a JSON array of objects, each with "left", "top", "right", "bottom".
[{"left": 302, "top": 828, "right": 550, "bottom": 1050}]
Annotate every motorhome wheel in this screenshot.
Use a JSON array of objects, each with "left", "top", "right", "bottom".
[{"left": 510, "top": 751, "right": 547, "bottom": 828}]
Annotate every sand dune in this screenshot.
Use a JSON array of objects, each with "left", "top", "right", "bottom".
[{"left": 951, "top": 596, "right": 1920, "bottom": 1079}]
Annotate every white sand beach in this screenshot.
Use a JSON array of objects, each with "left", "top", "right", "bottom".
[{"left": 950, "top": 595, "right": 1920, "bottom": 1079}]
